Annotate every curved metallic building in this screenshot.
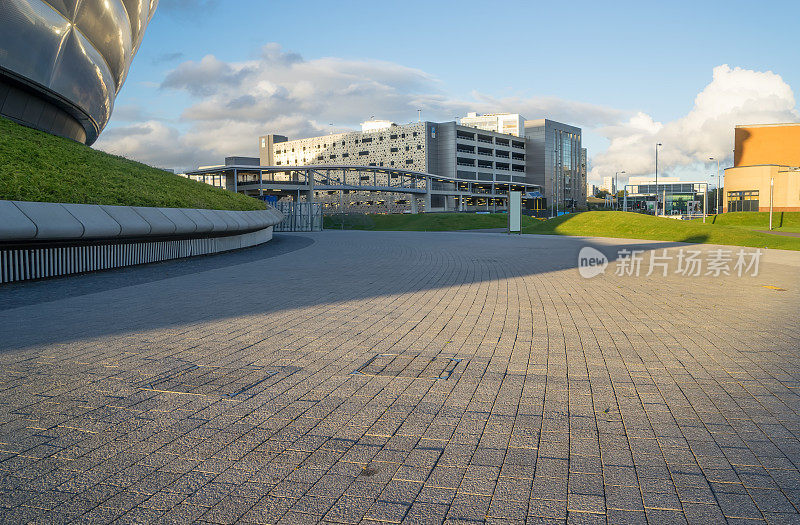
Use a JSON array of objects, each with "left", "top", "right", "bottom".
[{"left": 0, "top": 0, "right": 158, "bottom": 145}]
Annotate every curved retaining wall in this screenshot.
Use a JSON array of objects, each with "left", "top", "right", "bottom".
[{"left": 0, "top": 201, "right": 284, "bottom": 283}]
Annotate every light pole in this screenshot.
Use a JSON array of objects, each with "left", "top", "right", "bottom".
[
  {"left": 769, "top": 177, "right": 774, "bottom": 230},
  {"left": 655, "top": 143, "right": 662, "bottom": 216},
  {"left": 709, "top": 156, "right": 720, "bottom": 214},
  {"left": 615, "top": 170, "right": 625, "bottom": 210}
]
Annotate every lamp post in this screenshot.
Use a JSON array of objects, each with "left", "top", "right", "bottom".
[
  {"left": 769, "top": 177, "right": 774, "bottom": 230},
  {"left": 655, "top": 143, "right": 662, "bottom": 216},
  {"left": 615, "top": 170, "right": 625, "bottom": 210},
  {"left": 709, "top": 156, "right": 720, "bottom": 214}
]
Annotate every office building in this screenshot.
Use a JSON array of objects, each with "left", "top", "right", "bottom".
[
  {"left": 524, "top": 119, "right": 586, "bottom": 210},
  {"left": 0, "top": 1, "right": 158, "bottom": 144},
  {"left": 724, "top": 123, "right": 800, "bottom": 212}
]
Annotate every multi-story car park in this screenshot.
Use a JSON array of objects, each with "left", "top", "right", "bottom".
[{"left": 186, "top": 115, "right": 585, "bottom": 214}]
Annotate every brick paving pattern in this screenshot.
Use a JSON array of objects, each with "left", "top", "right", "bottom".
[{"left": 0, "top": 231, "right": 798, "bottom": 524}]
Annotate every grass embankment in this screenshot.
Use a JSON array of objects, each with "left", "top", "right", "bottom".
[
  {"left": 694, "top": 212, "right": 800, "bottom": 233},
  {"left": 522, "top": 211, "right": 800, "bottom": 251},
  {"left": 323, "top": 212, "right": 539, "bottom": 231},
  {"left": 0, "top": 117, "right": 264, "bottom": 211}
]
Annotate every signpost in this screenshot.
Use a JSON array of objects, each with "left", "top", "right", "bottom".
[{"left": 509, "top": 191, "right": 521, "bottom": 234}]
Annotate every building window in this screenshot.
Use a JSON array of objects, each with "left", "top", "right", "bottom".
[
  {"left": 359, "top": 151, "right": 369, "bottom": 156},
  {"left": 727, "top": 190, "right": 759, "bottom": 212},
  {"left": 391, "top": 147, "right": 398, "bottom": 152}
]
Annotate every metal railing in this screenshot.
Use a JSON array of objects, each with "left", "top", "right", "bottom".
[{"left": 273, "top": 202, "right": 323, "bottom": 232}]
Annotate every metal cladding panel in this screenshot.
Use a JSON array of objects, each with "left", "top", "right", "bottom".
[
  {"left": 0, "top": 200, "right": 38, "bottom": 240},
  {"left": 61, "top": 203, "right": 122, "bottom": 238},
  {"left": 0, "top": 0, "right": 158, "bottom": 143},
  {"left": 73, "top": 0, "right": 133, "bottom": 89},
  {"left": 0, "top": 1, "right": 72, "bottom": 87},
  {"left": 13, "top": 201, "right": 84, "bottom": 240},
  {"left": 48, "top": 29, "right": 115, "bottom": 132}
]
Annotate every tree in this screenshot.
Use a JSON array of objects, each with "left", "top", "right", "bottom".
[{"left": 595, "top": 189, "right": 610, "bottom": 198}]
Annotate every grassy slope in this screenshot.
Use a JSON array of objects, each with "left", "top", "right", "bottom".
[
  {"left": 0, "top": 118, "right": 264, "bottom": 211},
  {"left": 695, "top": 212, "right": 800, "bottom": 233},
  {"left": 323, "top": 212, "right": 539, "bottom": 231},
  {"left": 523, "top": 211, "right": 800, "bottom": 250}
]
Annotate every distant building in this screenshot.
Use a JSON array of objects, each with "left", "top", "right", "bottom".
[
  {"left": 587, "top": 183, "right": 598, "bottom": 197},
  {"left": 602, "top": 176, "right": 615, "bottom": 194},
  {"left": 627, "top": 175, "right": 679, "bottom": 185},
  {"left": 460, "top": 113, "right": 525, "bottom": 137},
  {"left": 724, "top": 123, "right": 800, "bottom": 212}
]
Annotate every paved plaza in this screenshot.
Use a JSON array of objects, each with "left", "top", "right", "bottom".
[{"left": 0, "top": 231, "right": 799, "bottom": 524}]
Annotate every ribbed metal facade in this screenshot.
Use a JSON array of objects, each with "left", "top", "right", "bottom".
[
  {"left": 0, "top": 0, "right": 158, "bottom": 144},
  {"left": 0, "top": 229, "right": 271, "bottom": 284}
]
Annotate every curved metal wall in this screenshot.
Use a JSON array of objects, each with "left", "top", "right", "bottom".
[{"left": 0, "top": 0, "right": 158, "bottom": 144}]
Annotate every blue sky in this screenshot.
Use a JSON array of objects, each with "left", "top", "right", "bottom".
[{"left": 99, "top": 0, "right": 800, "bottom": 184}]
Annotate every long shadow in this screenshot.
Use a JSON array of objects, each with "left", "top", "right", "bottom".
[
  {"left": 0, "top": 229, "right": 719, "bottom": 352},
  {"left": 0, "top": 234, "right": 315, "bottom": 311}
]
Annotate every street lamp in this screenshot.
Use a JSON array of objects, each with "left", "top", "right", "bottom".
[
  {"left": 709, "top": 156, "right": 720, "bottom": 214},
  {"left": 655, "top": 143, "right": 662, "bottom": 215},
  {"left": 615, "top": 170, "right": 625, "bottom": 210}
]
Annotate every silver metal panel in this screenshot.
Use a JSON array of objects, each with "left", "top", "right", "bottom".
[
  {"left": 0, "top": 0, "right": 71, "bottom": 87},
  {"left": 73, "top": 0, "right": 133, "bottom": 89},
  {"left": 0, "top": 0, "right": 158, "bottom": 143}
]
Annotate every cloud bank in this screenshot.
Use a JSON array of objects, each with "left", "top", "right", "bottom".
[
  {"left": 589, "top": 65, "right": 799, "bottom": 180},
  {"left": 95, "top": 44, "right": 798, "bottom": 178}
]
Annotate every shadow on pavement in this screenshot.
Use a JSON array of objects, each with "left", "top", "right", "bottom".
[{"left": 0, "top": 231, "right": 725, "bottom": 352}]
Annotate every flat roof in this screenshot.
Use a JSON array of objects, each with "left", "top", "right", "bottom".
[{"left": 735, "top": 123, "right": 800, "bottom": 128}]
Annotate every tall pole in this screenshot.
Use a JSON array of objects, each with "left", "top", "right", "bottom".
[
  {"left": 655, "top": 143, "right": 662, "bottom": 216},
  {"left": 615, "top": 170, "right": 625, "bottom": 211},
  {"left": 709, "top": 156, "right": 720, "bottom": 214},
  {"left": 703, "top": 183, "right": 707, "bottom": 223},
  {"left": 769, "top": 177, "right": 774, "bottom": 230}
]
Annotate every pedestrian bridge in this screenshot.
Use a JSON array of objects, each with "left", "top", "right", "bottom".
[{"left": 185, "top": 164, "right": 544, "bottom": 214}]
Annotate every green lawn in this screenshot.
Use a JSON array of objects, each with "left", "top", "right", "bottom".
[
  {"left": 692, "top": 212, "right": 800, "bottom": 233},
  {"left": 523, "top": 211, "right": 800, "bottom": 250},
  {"left": 323, "top": 212, "right": 539, "bottom": 231},
  {"left": 0, "top": 117, "right": 264, "bottom": 211}
]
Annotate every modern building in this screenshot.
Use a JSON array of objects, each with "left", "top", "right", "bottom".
[
  {"left": 623, "top": 180, "right": 709, "bottom": 215},
  {"left": 524, "top": 119, "right": 586, "bottom": 210},
  {"left": 460, "top": 113, "right": 525, "bottom": 137},
  {"left": 262, "top": 120, "right": 531, "bottom": 185},
  {"left": 189, "top": 114, "right": 584, "bottom": 214},
  {"left": 724, "top": 123, "right": 800, "bottom": 212},
  {"left": 0, "top": 1, "right": 158, "bottom": 145},
  {"left": 602, "top": 176, "right": 616, "bottom": 194},
  {"left": 587, "top": 183, "right": 598, "bottom": 197}
]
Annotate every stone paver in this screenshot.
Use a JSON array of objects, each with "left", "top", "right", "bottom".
[{"left": 0, "top": 231, "right": 798, "bottom": 524}]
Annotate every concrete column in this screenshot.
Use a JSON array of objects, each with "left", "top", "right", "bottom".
[{"left": 411, "top": 196, "right": 418, "bottom": 214}]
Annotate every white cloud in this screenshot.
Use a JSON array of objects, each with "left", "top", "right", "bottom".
[
  {"left": 95, "top": 47, "right": 798, "bottom": 178},
  {"left": 95, "top": 43, "right": 622, "bottom": 171},
  {"left": 589, "top": 65, "right": 799, "bottom": 182}
]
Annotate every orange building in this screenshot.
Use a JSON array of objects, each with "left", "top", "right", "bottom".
[{"left": 724, "top": 124, "right": 800, "bottom": 212}]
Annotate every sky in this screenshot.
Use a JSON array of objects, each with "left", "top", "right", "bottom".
[{"left": 95, "top": 0, "right": 800, "bottom": 187}]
